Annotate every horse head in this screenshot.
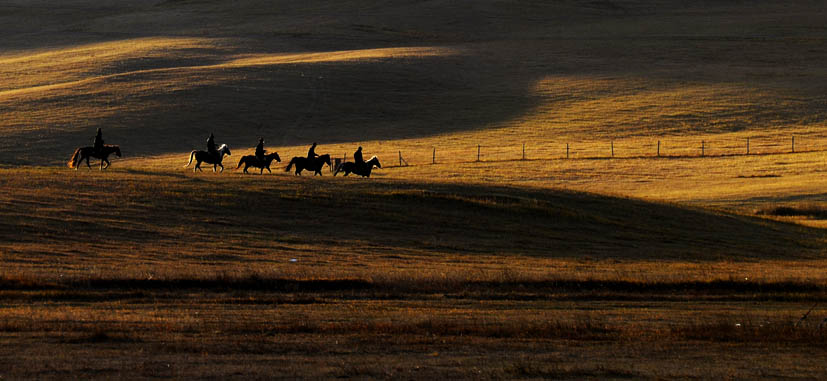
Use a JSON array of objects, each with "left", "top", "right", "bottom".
[
  {"left": 270, "top": 152, "right": 281, "bottom": 162},
  {"left": 218, "top": 144, "right": 231, "bottom": 156},
  {"left": 368, "top": 156, "right": 381, "bottom": 169},
  {"left": 319, "top": 154, "right": 331, "bottom": 167},
  {"left": 113, "top": 146, "right": 122, "bottom": 157}
]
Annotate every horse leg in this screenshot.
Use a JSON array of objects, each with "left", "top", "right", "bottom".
[
  {"left": 103, "top": 158, "right": 111, "bottom": 170},
  {"left": 85, "top": 156, "right": 92, "bottom": 169},
  {"left": 195, "top": 161, "right": 201, "bottom": 172},
  {"left": 218, "top": 163, "right": 224, "bottom": 173},
  {"left": 265, "top": 167, "right": 271, "bottom": 174}
]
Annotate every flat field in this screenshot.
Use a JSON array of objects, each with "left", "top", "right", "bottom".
[{"left": 2, "top": 0, "right": 827, "bottom": 378}]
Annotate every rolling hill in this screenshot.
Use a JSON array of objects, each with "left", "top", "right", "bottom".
[
  {"left": 4, "top": 2, "right": 827, "bottom": 378},
  {"left": 1, "top": 0, "right": 825, "bottom": 166}
]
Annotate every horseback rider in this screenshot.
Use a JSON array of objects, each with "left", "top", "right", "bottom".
[
  {"left": 255, "top": 137, "right": 266, "bottom": 163},
  {"left": 354, "top": 146, "right": 365, "bottom": 171},
  {"left": 207, "top": 132, "right": 218, "bottom": 160},
  {"left": 93, "top": 128, "right": 104, "bottom": 154},
  {"left": 307, "top": 142, "right": 319, "bottom": 162}
]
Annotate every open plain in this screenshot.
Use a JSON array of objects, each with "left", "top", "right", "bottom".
[{"left": 2, "top": 1, "right": 827, "bottom": 378}]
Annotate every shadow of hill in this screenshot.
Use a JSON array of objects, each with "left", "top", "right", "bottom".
[
  {"left": 1, "top": 168, "right": 823, "bottom": 263},
  {"left": 1, "top": 1, "right": 826, "bottom": 164},
  {"left": 0, "top": 49, "right": 548, "bottom": 164}
]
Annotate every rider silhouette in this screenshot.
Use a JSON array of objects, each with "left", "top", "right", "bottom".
[
  {"left": 255, "top": 137, "right": 266, "bottom": 163},
  {"left": 354, "top": 146, "right": 365, "bottom": 171},
  {"left": 93, "top": 128, "right": 104, "bottom": 154},
  {"left": 207, "top": 133, "right": 218, "bottom": 160},
  {"left": 307, "top": 142, "right": 319, "bottom": 161}
]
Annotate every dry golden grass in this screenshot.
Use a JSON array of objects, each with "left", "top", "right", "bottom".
[
  {"left": 3, "top": 0, "right": 827, "bottom": 378},
  {"left": 2, "top": 2, "right": 826, "bottom": 166},
  {"left": 3, "top": 165, "right": 827, "bottom": 377}
]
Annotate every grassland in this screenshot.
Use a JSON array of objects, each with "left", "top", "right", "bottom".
[
  {"left": 3, "top": 167, "right": 827, "bottom": 378},
  {"left": 3, "top": 0, "right": 827, "bottom": 378}
]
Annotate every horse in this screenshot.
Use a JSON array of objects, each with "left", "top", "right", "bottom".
[
  {"left": 284, "top": 154, "right": 331, "bottom": 176},
  {"left": 236, "top": 152, "right": 281, "bottom": 174},
  {"left": 67, "top": 145, "right": 122, "bottom": 170},
  {"left": 334, "top": 156, "right": 381, "bottom": 177},
  {"left": 184, "top": 144, "right": 231, "bottom": 172}
]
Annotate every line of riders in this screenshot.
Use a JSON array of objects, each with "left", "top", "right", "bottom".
[{"left": 68, "top": 128, "right": 381, "bottom": 177}]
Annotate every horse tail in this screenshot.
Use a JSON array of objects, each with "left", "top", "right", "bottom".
[
  {"left": 285, "top": 158, "right": 295, "bottom": 172},
  {"left": 184, "top": 151, "right": 196, "bottom": 168},
  {"left": 67, "top": 148, "right": 81, "bottom": 168}
]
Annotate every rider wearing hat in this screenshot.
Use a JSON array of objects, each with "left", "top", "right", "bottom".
[
  {"left": 207, "top": 132, "right": 218, "bottom": 160},
  {"left": 255, "top": 137, "right": 266, "bottom": 163},
  {"left": 307, "top": 142, "right": 319, "bottom": 162},
  {"left": 93, "top": 128, "right": 104, "bottom": 154},
  {"left": 354, "top": 146, "right": 365, "bottom": 170}
]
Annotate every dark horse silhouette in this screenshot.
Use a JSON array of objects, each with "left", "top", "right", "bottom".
[
  {"left": 285, "top": 154, "right": 331, "bottom": 176},
  {"left": 68, "top": 145, "right": 122, "bottom": 170},
  {"left": 236, "top": 152, "right": 281, "bottom": 174},
  {"left": 334, "top": 156, "right": 381, "bottom": 177},
  {"left": 184, "top": 144, "right": 231, "bottom": 172}
]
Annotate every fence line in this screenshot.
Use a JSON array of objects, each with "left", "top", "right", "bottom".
[{"left": 384, "top": 135, "right": 825, "bottom": 168}]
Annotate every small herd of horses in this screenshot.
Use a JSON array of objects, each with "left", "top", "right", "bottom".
[{"left": 68, "top": 143, "right": 381, "bottom": 177}]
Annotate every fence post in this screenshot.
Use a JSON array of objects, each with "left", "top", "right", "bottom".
[
  {"left": 611, "top": 140, "right": 614, "bottom": 157},
  {"left": 657, "top": 140, "right": 660, "bottom": 157},
  {"left": 522, "top": 143, "right": 526, "bottom": 160},
  {"left": 792, "top": 136, "right": 795, "bottom": 153},
  {"left": 432, "top": 147, "right": 436, "bottom": 164},
  {"left": 566, "top": 143, "right": 569, "bottom": 159},
  {"left": 701, "top": 140, "right": 704, "bottom": 157},
  {"left": 746, "top": 138, "right": 750, "bottom": 155},
  {"left": 477, "top": 144, "right": 480, "bottom": 162}
]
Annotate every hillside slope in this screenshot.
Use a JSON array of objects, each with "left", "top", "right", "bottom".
[
  {"left": 1, "top": 1, "right": 826, "bottom": 164},
  {"left": 1, "top": 168, "right": 823, "bottom": 280}
]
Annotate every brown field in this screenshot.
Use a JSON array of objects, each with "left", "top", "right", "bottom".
[{"left": 3, "top": 0, "right": 827, "bottom": 379}]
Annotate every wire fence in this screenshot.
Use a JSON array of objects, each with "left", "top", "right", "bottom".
[{"left": 383, "top": 134, "right": 827, "bottom": 168}]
